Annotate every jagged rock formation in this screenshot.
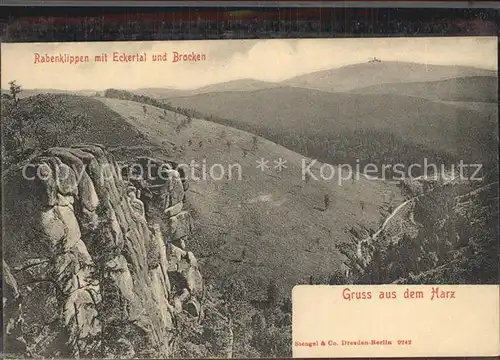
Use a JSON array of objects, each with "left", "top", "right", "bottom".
[{"left": 3, "top": 145, "right": 203, "bottom": 358}]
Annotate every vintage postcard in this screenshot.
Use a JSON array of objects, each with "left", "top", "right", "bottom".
[{"left": 1, "top": 37, "right": 499, "bottom": 358}]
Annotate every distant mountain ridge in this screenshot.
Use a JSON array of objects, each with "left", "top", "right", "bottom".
[
  {"left": 282, "top": 61, "right": 497, "bottom": 92},
  {"left": 130, "top": 62, "right": 496, "bottom": 99},
  {"left": 134, "top": 79, "right": 281, "bottom": 99}
]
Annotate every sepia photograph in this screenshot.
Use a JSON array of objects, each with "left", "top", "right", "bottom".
[{"left": 1, "top": 36, "right": 498, "bottom": 358}]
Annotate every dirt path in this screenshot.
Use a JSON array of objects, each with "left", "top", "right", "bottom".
[
  {"left": 355, "top": 176, "right": 462, "bottom": 258},
  {"left": 355, "top": 178, "right": 497, "bottom": 259}
]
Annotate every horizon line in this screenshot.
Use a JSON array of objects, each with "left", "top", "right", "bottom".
[{"left": 1, "top": 60, "right": 497, "bottom": 93}]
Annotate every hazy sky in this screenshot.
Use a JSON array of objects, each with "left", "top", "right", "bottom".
[{"left": 1, "top": 37, "right": 497, "bottom": 91}]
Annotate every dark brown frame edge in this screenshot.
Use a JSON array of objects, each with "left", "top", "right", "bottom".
[{"left": 0, "top": 3, "right": 498, "bottom": 360}]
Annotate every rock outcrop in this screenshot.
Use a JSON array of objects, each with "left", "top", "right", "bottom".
[{"left": 2, "top": 145, "right": 203, "bottom": 358}]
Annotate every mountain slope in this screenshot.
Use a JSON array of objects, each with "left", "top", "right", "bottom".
[
  {"left": 166, "top": 87, "right": 497, "bottom": 162},
  {"left": 344, "top": 179, "right": 499, "bottom": 285},
  {"left": 353, "top": 76, "right": 498, "bottom": 103},
  {"left": 135, "top": 79, "right": 280, "bottom": 99},
  {"left": 283, "top": 61, "right": 497, "bottom": 92},
  {"left": 99, "top": 97, "right": 401, "bottom": 297}
]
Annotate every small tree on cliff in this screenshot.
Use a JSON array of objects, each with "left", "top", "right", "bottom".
[
  {"left": 3, "top": 80, "right": 29, "bottom": 153},
  {"left": 266, "top": 279, "right": 281, "bottom": 307},
  {"left": 9, "top": 80, "right": 22, "bottom": 103}
]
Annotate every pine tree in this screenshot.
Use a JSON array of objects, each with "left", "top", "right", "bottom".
[
  {"left": 8, "top": 80, "right": 21, "bottom": 103},
  {"left": 266, "top": 279, "right": 280, "bottom": 307}
]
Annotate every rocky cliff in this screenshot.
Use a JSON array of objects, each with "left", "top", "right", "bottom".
[{"left": 3, "top": 144, "right": 203, "bottom": 358}]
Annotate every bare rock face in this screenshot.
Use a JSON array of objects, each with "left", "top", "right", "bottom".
[
  {"left": 3, "top": 145, "right": 203, "bottom": 358},
  {"left": 2, "top": 261, "right": 28, "bottom": 356},
  {"left": 123, "top": 156, "right": 203, "bottom": 318}
]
